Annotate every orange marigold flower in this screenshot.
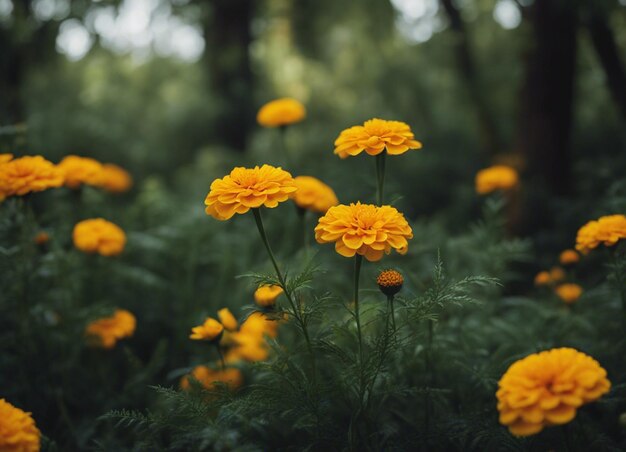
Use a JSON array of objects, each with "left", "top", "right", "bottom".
[
  {"left": 0, "top": 399, "right": 41, "bottom": 452},
  {"left": 226, "top": 312, "right": 280, "bottom": 363},
  {"left": 575, "top": 214, "right": 626, "bottom": 254},
  {"left": 334, "top": 118, "right": 422, "bottom": 159},
  {"left": 57, "top": 155, "right": 103, "bottom": 189},
  {"left": 555, "top": 283, "right": 583, "bottom": 304},
  {"left": 377, "top": 269, "right": 404, "bottom": 296},
  {"left": 534, "top": 271, "right": 551, "bottom": 286},
  {"left": 254, "top": 284, "right": 284, "bottom": 308},
  {"left": 475, "top": 165, "right": 519, "bottom": 195},
  {"left": 549, "top": 266, "right": 565, "bottom": 283},
  {"left": 98, "top": 163, "right": 132, "bottom": 193},
  {"left": 315, "top": 202, "right": 413, "bottom": 262},
  {"left": 559, "top": 249, "right": 580, "bottom": 265},
  {"left": 85, "top": 309, "right": 136, "bottom": 349},
  {"left": 0, "top": 155, "right": 64, "bottom": 197},
  {"left": 34, "top": 231, "right": 50, "bottom": 245},
  {"left": 0, "top": 153, "right": 13, "bottom": 164},
  {"left": 257, "top": 98, "right": 306, "bottom": 127},
  {"left": 73, "top": 218, "right": 126, "bottom": 256},
  {"left": 180, "top": 365, "right": 243, "bottom": 391},
  {"left": 204, "top": 165, "right": 297, "bottom": 220},
  {"left": 190, "top": 317, "right": 224, "bottom": 341},
  {"left": 291, "top": 176, "right": 339, "bottom": 213},
  {"left": 497, "top": 348, "right": 610, "bottom": 437},
  {"left": 217, "top": 308, "right": 238, "bottom": 332}
]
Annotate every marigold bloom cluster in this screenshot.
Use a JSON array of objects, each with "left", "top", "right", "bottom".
[
  {"left": 226, "top": 312, "right": 280, "bottom": 363},
  {"left": 73, "top": 218, "right": 127, "bottom": 256},
  {"left": 376, "top": 269, "right": 404, "bottom": 296},
  {"left": 204, "top": 165, "right": 297, "bottom": 220},
  {"left": 180, "top": 365, "right": 243, "bottom": 391},
  {"left": 0, "top": 155, "right": 64, "bottom": 197},
  {"left": 334, "top": 118, "right": 422, "bottom": 159},
  {"left": 555, "top": 283, "right": 583, "bottom": 304},
  {"left": 85, "top": 309, "right": 136, "bottom": 349},
  {"left": 254, "top": 284, "right": 284, "bottom": 308},
  {"left": 497, "top": 347, "right": 610, "bottom": 437},
  {"left": 190, "top": 317, "right": 224, "bottom": 341},
  {"left": 57, "top": 155, "right": 104, "bottom": 189},
  {"left": 475, "top": 165, "right": 519, "bottom": 195},
  {"left": 257, "top": 98, "right": 306, "bottom": 127},
  {"left": 559, "top": 249, "right": 580, "bottom": 265},
  {"left": 291, "top": 176, "right": 339, "bottom": 213},
  {"left": 99, "top": 163, "right": 133, "bottom": 193},
  {"left": 575, "top": 214, "right": 626, "bottom": 254},
  {"left": 0, "top": 399, "right": 41, "bottom": 452},
  {"left": 315, "top": 202, "right": 413, "bottom": 262}
]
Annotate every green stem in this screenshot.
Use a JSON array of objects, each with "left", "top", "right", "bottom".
[
  {"left": 297, "top": 207, "right": 309, "bottom": 256},
  {"left": 375, "top": 152, "right": 387, "bottom": 205},
  {"left": 353, "top": 255, "right": 364, "bottom": 362},
  {"left": 279, "top": 125, "right": 291, "bottom": 169},
  {"left": 216, "top": 345, "right": 226, "bottom": 370},
  {"left": 388, "top": 295, "right": 396, "bottom": 336}
]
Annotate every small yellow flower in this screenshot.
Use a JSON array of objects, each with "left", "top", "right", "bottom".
[
  {"left": 217, "top": 308, "right": 238, "bottom": 332},
  {"left": 57, "top": 155, "right": 104, "bottom": 189},
  {"left": 190, "top": 317, "right": 224, "bottom": 341},
  {"left": 559, "top": 249, "right": 580, "bottom": 265},
  {"left": 98, "top": 163, "right": 133, "bottom": 193},
  {"left": 257, "top": 98, "right": 306, "bottom": 127},
  {"left": 34, "top": 231, "right": 50, "bottom": 245},
  {"left": 376, "top": 269, "right": 404, "bottom": 296},
  {"left": 315, "top": 202, "right": 413, "bottom": 262},
  {"left": 180, "top": 365, "right": 243, "bottom": 391},
  {"left": 555, "top": 283, "right": 583, "bottom": 304},
  {"left": 497, "top": 348, "right": 610, "bottom": 436},
  {"left": 225, "top": 312, "right": 280, "bottom": 363},
  {"left": 534, "top": 271, "right": 551, "bottom": 286},
  {"left": 204, "top": 165, "right": 297, "bottom": 220},
  {"left": 254, "top": 285, "right": 284, "bottom": 308},
  {"left": 475, "top": 165, "right": 519, "bottom": 195},
  {"left": 85, "top": 309, "right": 136, "bottom": 349},
  {"left": 549, "top": 266, "right": 565, "bottom": 283},
  {"left": 334, "top": 118, "right": 422, "bottom": 159},
  {"left": 0, "top": 399, "right": 41, "bottom": 452},
  {"left": 576, "top": 214, "right": 626, "bottom": 254},
  {"left": 73, "top": 218, "right": 127, "bottom": 256},
  {"left": 0, "top": 155, "right": 64, "bottom": 197},
  {"left": 291, "top": 176, "right": 339, "bottom": 213}
]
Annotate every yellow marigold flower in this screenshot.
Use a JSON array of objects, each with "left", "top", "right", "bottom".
[
  {"left": 559, "top": 249, "right": 580, "bottom": 265},
  {"left": 98, "top": 163, "right": 133, "bottom": 193},
  {"left": 180, "top": 365, "right": 243, "bottom": 391},
  {"left": 190, "top": 317, "right": 224, "bottom": 341},
  {"left": 475, "top": 165, "right": 519, "bottom": 195},
  {"left": 225, "top": 312, "right": 280, "bottom": 363},
  {"left": 85, "top": 309, "right": 136, "bottom": 349},
  {"left": 217, "top": 308, "right": 238, "bottom": 332},
  {"left": 555, "top": 283, "right": 583, "bottom": 304},
  {"left": 334, "top": 118, "right": 422, "bottom": 159},
  {"left": 550, "top": 266, "right": 565, "bottom": 283},
  {"left": 291, "top": 176, "right": 339, "bottom": 213},
  {"left": 257, "top": 98, "right": 306, "bottom": 127},
  {"left": 0, "top": 399, "right": 41, "bottom": 452},
  {"left": 73, "top": 218, "right": 127, "bottom": 256},
  {"left": 0, "top": 153, "right": 13, "bottom": 164},
  {"left": 315, "top": 202, "right": 413, "bottom": 262},
  {"left": 240, "top": 312, "right": 279, "bottom": 338},
  {"left": 534, "top": 271, "right": 551, "bottom": 286},
  {"left": 204, "top": 165, "right": 297, "bottom": 220},
  {"left": 575, "top": 214, "right": 626, "bottom": 254},
  {"left": 34, "top": 231, "right": 50, "bottom": 245},
  {"left": 0, "top": 155, "right": 64, "bottom": 197},
  {"left": 254, "top": 284, "right": 284, "bottom": 308},
  {"left": 57, "top": 155, "right": 103, "bottom": 189},
  {"left": 377, "top": 269, "right": 404, "bottom": 296},
  {"left": 497, "top": 348, "right": 610, "bottom": 437}
]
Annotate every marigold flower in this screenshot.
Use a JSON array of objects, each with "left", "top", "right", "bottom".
[
  {"left": 0, "top": 399, "right": 40, "bottom": 452},
  {"left": 555, "top": 283, "right": 583, "bottom": 304},
  {"left": 217, "top": 308, "right": 238, "bottom": 332},
  {"left": 575, "top": 214, "right": 626, "bottom": 254},
  {"left": 204, "top": 165, "right": 297, "bottom": 220},
  {"left": 0, "top": 155, "right": 64, "bottom": 197},
  {"left": 254, "top": 284, "right": 284, "bottom": 308},
  {"left": 190, "top": 317, "right": 224, "bottom": 341},
  {"left": 57, "top": 155, "right": 103, "bottom": 189},
  {"left": 290, "top": 176, "right": 339, "bottom": 213},
  {"left": 549, "top": 267, "right": 565, "bottom": 283},
  {"left": 534, "top": 271, "right": 551, "bottom": 286},
  {"left": 85, "top": 309, "right": 136, "bottom": 349},
  {"left": 225, "top": 312, "right": 280, "bottom": 363},
  {"left": 180, "top": 365, "right": 243, "bottom": 391},
  {"left": 257, "top": 98, "right": 306, "bottom": 127},
  {"left": 73, "top": 218, "right": 127, "bottom": 256},
  {"left": 558, "top": 249, "right": 579, "bottom": 265},
  {"left": 98, "top": 163, "right": 133, "bottom": 193},
  {"left": 0, "top": 153, "right": 13, "bottom": 164},
  {"left": 377, "top": 269, "right": 404, "bottom": 296},
  {"left": 497, "top": 348, "right": 610, "bottom": 437},
  {"left": 315, "top": 202, "right": 413, "bottom": 262},
  {"left": 475, "top": 165, "right": 519, "bottom": 195},
  {"left": 334, "top": 118, "right": 422, "bottom": 159},
  {"left": 34, "top": 232, "right": 50, "bottom": 245}
]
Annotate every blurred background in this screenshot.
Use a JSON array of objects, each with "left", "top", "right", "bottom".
[{"left": 1, "top": 0, "right": 625, "bottom": 248}]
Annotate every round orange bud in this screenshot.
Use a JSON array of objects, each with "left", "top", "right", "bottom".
[{"left": 377, "top": 269, "right": 404, "bottom": 296}]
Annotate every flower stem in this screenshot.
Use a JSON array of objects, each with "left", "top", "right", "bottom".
[
  {"left": 375, "top": 152, "right": 386, "bottom": 205},
  {"left": 353, "top": 254, "right": 364, "bottom": 362},
  {"left": 216, "top": 345, "right": 226, "bottom": 370},
  {"left": 279, "top": 125, "right": 292, "bottom": 168},
  {"left": 388, "top": 294, "right": 397, "bottom": 337}
]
